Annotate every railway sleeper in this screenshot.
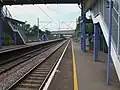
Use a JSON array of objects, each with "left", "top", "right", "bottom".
[
  {"left": 32, "top": 72, "right": 48, "bottom": 74},
  {"left": 22, "top": 79, "right": 42, "bottom": 84},
  {"left": 36, "top": 67, "right": 50, "bottom": 70},
  {"left": 21, "top": 81, "right": 41, "bottom": 85},
  {"left": 34, "top": 69, "right": 50, "bottom": 72},
  {"left": 30, "top": 73, "right": 47, "bottom": 77},
  {"left": 15, "top": 83, "right": 40, "bottom": 89},
  {"left": 29, "top": 74, "right": 46, "bottom": 77},
  {"left": 27, "top": 77, "right": 45, "bottom": 80}
]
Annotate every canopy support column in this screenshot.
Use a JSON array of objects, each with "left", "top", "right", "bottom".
[
  {"left": 107, "top": 0, "right": 113, "bottom": 85},
  {"left": 94, "top": 23, "right": 100, "bottom": 61}
]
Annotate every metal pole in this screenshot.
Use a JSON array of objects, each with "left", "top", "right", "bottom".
[
  {"left": 80, "top": 19, "right": 83, "bottom": 50},
  {"left": 59, "top": 21, "right": 60, "bottom": 38},
  {"left": 37, "top": 18, "right": 39, "bottom": 38},
  {"left": 14, "top": 32, "right": 16, "bottom": 45},
  {"left": 107, "top": 0, "right": 113, "bottom": 85},
  {"left": 3, "top": 32, "right": 5, "bottom": 45},
  {"left": 80, "top": 1, "right": 86, "bottom": 52},
  {"left": 103, "top": 37, "right": 105, "bottom": 52},
  {"left": 83, "top": 11, "right": 86, "bottom": 52},
  {"left": 78, "top": 2, "right": 83, "bottom": 50},
  {"left": 59, "top": 21, "right": 60, "bottom": 30},
  {"left": 94, "top": 23, "right": 99, "bottom": 61},
  {"left": 0, "top": 5, "right": 3, "bottom": 48},
  {"left": 0, "top": 20, "right": 2, "bottom": 48}
]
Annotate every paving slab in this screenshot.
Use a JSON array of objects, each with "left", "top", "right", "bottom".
[{"left": 73, "top": 41, "right": 120, "bottom": 90}]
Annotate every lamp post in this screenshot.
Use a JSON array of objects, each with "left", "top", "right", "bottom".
[{"left": 37, "top": 18, "right": 39, "bottom": 39}]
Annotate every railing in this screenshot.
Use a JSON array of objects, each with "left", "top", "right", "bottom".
[
  {"left": 112, "top": 0, "right": 120, "bottom": 55},
  {"left": 2, "top": 6, "right": 12, "bottom": 18},
  {"left": 89, "top": 0, "right": 120, "bottom": 82},
  {"left": 91, "top": 0, "right": 120, "bottom": 56},
  {"left": 1, "top": 6, "right": 27, "bottom": 43},
  {"left": 8, "top": 22, "right": 27, "bottom": 43}
]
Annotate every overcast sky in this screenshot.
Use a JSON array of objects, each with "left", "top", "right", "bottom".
[{"left": 6, "top": 4, "right": 81, "bottom": 31}]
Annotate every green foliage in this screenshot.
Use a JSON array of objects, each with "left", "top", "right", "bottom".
[
  {"left": 75, "top": 23, "right": 80, "bottom": 32},
  {"left": 45, "top": 30, "right": 51, "bottom": 35},
  {"left": 75, "top": 16, "right": 81, "bottom": 32},
  {"left": 74, "top": 16, "right": 81, "bottom": 38},
  {"left": 75, "top": 16, "right": 93, "bottom": 35},
  {"left": 25, "top": 24, "right": 30, "bottom": 30},
  {"left": 24, "top": 24, "right": 31, "bottom": 36},
  {"left": 5, "top": 33, "right": 14, "bottom": 45},
  {"left": 24, "top": 24, "right": 51, "bottom": 38},
  {"left": 86, "top": 23, "right": 93, "bottom": 49},
  {"left": 86, "top": 23, "right": 93, "bottom": 34}
]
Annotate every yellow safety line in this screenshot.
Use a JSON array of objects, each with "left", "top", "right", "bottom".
[{"left": 71, "top": 41, "right": 79, "bottom": 90}]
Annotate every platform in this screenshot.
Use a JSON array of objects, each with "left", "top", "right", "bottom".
[
  {"left": 73, "top": 41, "right": 120, "bottom": 90},
  {"left": 0, "top": 39, "right": 62, "bottom": 54},
  {"left": 48, "top": 40, "right": 120, "bottom": 90},
  {"left": 48, "top": 40, "right": 73, "bottom": 90}
]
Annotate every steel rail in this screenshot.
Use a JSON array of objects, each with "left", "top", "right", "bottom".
[{"left": 6, "top": 40, "right": 68, "bottom": 90}]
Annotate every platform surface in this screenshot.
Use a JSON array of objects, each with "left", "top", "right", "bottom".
[
  {"left": 0, "top": 39, "right": 61, "bottom": 53},
  {"left": 0, "top": 45, "right": 26, "bottom": 53},
  {"left": 73, "top": 41, "right": 120, "bottom": 90},
  {"left": 48, "top": 40, "right": 120, "bottom": 90},
  {"left": 48, "top": 41, "right": 73, "bottom": 90}
]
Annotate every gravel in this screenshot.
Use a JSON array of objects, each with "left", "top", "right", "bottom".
[{"left": 0, "top": 41, "right": 66, "bottom": 90}]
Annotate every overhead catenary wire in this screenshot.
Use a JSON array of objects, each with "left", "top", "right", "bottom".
[
  {"left": 36, "top": 5, "right": 59, "bottom": 29},
  {"left": 62, "top": 21, "right": 75, "bottom": 30},
  {"left": 36, "top": 4, "right": 76, "bottom": 31},
  {"left": 44, "top": 5, "right": 76, "bottom": 30},
  {"left": 36, "top": 5, "right": 53, "bottom": 21},
  {"left": 41, "top": 21, "right": 52, "bottom": 30}
]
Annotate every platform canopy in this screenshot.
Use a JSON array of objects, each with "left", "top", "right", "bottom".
[
  {"left": 0, "top": 0, "right": 97, "bottom": 8},
  {"left": 0, "top": 0, "right": 80, "bottom": 5}
]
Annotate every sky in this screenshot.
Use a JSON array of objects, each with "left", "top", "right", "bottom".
[{"left": 6, "top": 4, "right": 81, "bottom": 31}]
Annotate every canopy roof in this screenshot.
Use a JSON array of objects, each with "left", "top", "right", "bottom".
[
  {"left": 0, "top": 0, "right": 97, "bottom": 12},
  {"left": 0, "top": 0, "right": 96, "bottom": 8},
  {"left": 0, "top": 0, "right": 80, "bottom": 5}
]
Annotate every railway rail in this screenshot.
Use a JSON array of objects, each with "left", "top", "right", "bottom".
[
  {"left": 6, "top": 40, "right": 70, "bottom": 90},
  {"left": 0, "top": 42, "right": 59, "bottom": 74},
  {"left": 0, "top": 39, "right": 64, "bottom": 62}
]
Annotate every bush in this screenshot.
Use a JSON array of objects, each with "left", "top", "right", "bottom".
[{"left": 4, "top": 33, "right": 14, "bottom": 45}]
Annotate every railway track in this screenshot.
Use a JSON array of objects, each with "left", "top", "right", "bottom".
[
  {"left": 0, "top": 41, "right": 61, "bottom": 74},
  {"left": 7, "top": 40, "right": 70, "bottom": 90}
]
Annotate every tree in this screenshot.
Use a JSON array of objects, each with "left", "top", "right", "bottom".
[
  {"left": 24, "top": 24, "right": 31, "bottom": 36},
  {"left": 24, "top": 23, "right": 52, "bottom": 40},
  {"left": 74, "top": 16, "right": 81, "bottom": 38},
  {"left": 25, "top": 24, "right": 30, "bottom": 30},
  {"left": 45, "top": 30, "right": 51, "bottom": 35},
  {"left": 32, "top": 25, "right": 39, "bottom": 35}
]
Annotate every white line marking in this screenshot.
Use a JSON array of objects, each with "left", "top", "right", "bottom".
[{"left": 42, "top": 40, "right": 70, "bottom": 90}]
